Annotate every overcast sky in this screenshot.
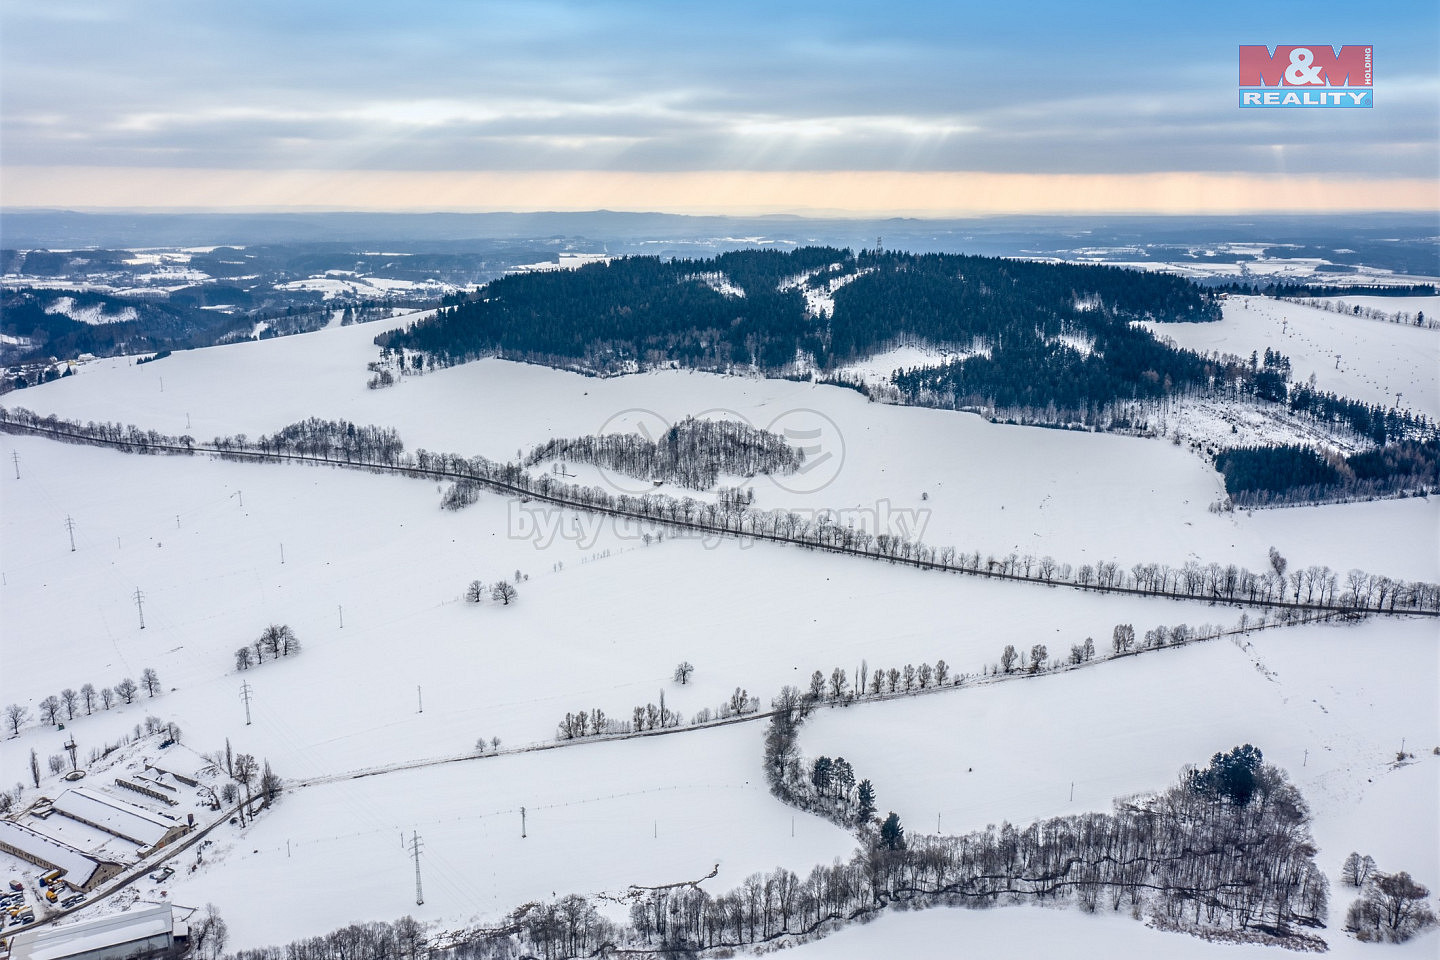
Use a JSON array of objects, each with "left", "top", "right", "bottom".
[{"left": 2, "top": 0, "right": 1436, "bottom": 213}]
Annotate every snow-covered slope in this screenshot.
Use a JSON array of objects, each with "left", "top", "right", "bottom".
[
  {"left": 9, "top": 308, "right": 1436, "bottom": 581},
  {"left": 1143, "top": 295, "right": 1438, "bottom": 418}
]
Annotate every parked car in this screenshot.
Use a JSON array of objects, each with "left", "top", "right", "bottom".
[{"left": 149, "top": 866, "right": 174, "bottom": 882}]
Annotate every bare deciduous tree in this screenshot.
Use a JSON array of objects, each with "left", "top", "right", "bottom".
[
  {"left": 5, "top": 703, "right": 30, "bottom": 736},
  {"left": 1029, "top": 644, "right": 1047, "bottom": 673},
  {"left": 115, "top": 677, "right": 138, "bottom": 704}
]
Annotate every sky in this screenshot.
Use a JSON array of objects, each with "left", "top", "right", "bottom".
[{"left": 1, "top": 0, "right": 1437, "bottom": 215}]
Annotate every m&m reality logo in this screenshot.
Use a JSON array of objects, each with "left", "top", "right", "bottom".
[{"left": 1238, "top": 45, "right": 1372, "bottom": 108}]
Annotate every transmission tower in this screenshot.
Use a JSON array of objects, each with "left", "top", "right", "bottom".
[
  {"left": 133, "top": 588, "right": 146, "bottom": 629},
  {"left": 66, "top": 516, "right": 77, "bottom": 552},
  {"left": 11, "top": 451, "right": 19, "bottom": 479},
  {"left": 410, "top": 832, "right": 425, "bottom": 905},
  {"left": 240, "top": 681, "right": 254, "bottom": 726}
]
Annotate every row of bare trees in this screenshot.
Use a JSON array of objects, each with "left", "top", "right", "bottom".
[
  {"left": 5, "top": 667, "right": 160, "bottom": 737},
  {"left": 6, "top": 404, "right": 1435, "bottom": 613}
]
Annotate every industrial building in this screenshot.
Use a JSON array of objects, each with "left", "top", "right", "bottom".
[
  {"left": 0, "top": 821, "right": 122, "bottom": 893},
  {"left": 7, "top": 904, "right": 184, "bottom": 960}
]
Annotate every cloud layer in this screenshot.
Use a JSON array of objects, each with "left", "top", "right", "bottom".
[{"left": 3, "top": 0, "right": 1436, "bottom": 211}]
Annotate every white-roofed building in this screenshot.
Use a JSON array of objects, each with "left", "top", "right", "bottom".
[
  {"left": 0, "top": 820, "right": 122, "bottom": 892},
  {"left": 8, "top": 904, "right": 180, "bottom": 960},
  {"left": 49, "top": 788, "right": 187, "bottom": 852}
]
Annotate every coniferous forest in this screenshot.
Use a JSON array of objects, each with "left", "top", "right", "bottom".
[{"left": 377, "top": 247, "right": 1221, "bottom": 415}]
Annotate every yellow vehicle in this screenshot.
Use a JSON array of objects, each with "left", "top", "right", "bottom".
[{"left": 39, "top": 870, "right": 63, "bottom": 885}]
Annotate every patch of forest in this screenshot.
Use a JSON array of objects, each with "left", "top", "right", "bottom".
[
  {"left": 1215, "top": 440, "right": 1439, "bottom": 507},
  {"left": 376, "top": 247, "right": 1221, "bottom": 413},
  {"left": 523, "top": 416, "right": 802, "bottom": 490}
]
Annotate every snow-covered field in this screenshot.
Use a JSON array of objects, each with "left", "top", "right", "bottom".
[
  {"left": 2, "top": 435, "right": 1282, "bottom": 788},
  {"left": 1, "top": 289, "right": 1437, "bottom": 953},
  {"left": 164, "top": 725, "right": 854, "bottom": 946},
  {"left": 782, "top": 901, "right": 1440, "bottom": 960},
  {"left": 803, "top": 620, "right": 1438, "bottom": 882},
  {"left": 7, "top": 308, "right": 1436, "bottom": 581},
  {"left": 1144, "top": 295, "right": 1439, "bottom": 418}
]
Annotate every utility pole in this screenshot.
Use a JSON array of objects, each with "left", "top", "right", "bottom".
[
  {"left": 240, "top": 681, "right": 253, "bottom": 726},
  {"left": 64, "top": 737, "right": 78, "bottom": 771},
  {"left": 66, "top": 516, "right": 77, "bottom": 552},
  {"left": 520, "top": 806, "right": 526, "bottom": 839},
  {"left": 338, "top": 605, "right": 344, "bottom": 629},
  {"left": 417, "top": 686, "right": 423, "bottom": 714},
  {"left": 280, "top": 543, "right": 285, "bottom": 564},
  {"left": 410, "top": 832, "right": 424, "bottom": 905},
  {"left": 133, "top": 588, "right": 146, "bottom": 629}
]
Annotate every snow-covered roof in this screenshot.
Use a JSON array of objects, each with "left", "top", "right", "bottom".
[
  {"left": 51, "top": 787, "right": 176, "bottom": 846},
  {"left": 0, "top": 820, "right": 103, "bottom": 887},
  {"left": 9, "top": 903, "right": 173, "bottom": 960}
]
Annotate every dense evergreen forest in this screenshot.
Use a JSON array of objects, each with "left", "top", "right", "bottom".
[
  {"left": 377, "top": 247, "right": 1222, "bottom": 415},
  {"left": 1216, "top": 440, "right": 1439, "bottom": 506}
]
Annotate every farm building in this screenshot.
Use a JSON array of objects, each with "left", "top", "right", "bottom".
[
  {"left": 7, "top": 904, "right": 184, "bottom": 960},
  {"left": 0, "top": 820, "right": 122, "bottom": 893},
  {"left": 48, "top": 788, "right": 188, "bottom": 852}
]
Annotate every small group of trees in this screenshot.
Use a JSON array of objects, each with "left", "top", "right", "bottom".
[
  {"left": 5, "top": 667, "right": 161, "bottom": 737},
  {"left": 225, "top": 916, "right": 428, "bottom": 960},
  {"left": 235, "top": 625, "right": 301, "bottom": 671},
  {"left": 632, "top": 690, "right": 683, "bottom": 732},
  {"left": 556, "top": 708, "right": 612, "bottom": 740},
  {"left": 1000, "top": 619, "right": 1240, "bottom": 677},
  {"left": 1342, "top": 855, "right": 1436, "bottom": 943},
  {"left": 999, "top": 643, "right": 1052, "bottom": 674},
  {"left": 524, "top": 416, "right": 804, "bottom": 490},
  {"left": 209, "top": 746, "right": 281, "bottom": 827},
  {"left": 798, "top": 660, "right": 954, "bottom": 705},
  {"left": 763, "top": 685, "right": 878, "bottom": 831},
  {"left": 465, "top": 578, "right": 519, "bottom": 605}
]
